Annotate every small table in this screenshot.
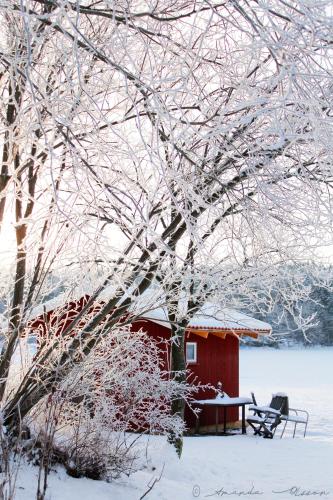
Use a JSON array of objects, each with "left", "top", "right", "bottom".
[{"left": 193, "top": 396, "right": 253, "bottom": 435}]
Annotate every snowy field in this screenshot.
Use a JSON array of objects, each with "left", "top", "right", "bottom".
[{"left": 13, "top": 347, "right": 333, "bottom": 500}]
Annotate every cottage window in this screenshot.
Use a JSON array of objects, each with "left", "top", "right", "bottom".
[{"left": 186, "top": 342, "right": 197, "bottom": 363}]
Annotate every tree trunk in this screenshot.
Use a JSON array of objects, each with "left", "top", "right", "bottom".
[
  {"left": 0, "top": 220, "right": 27, "bottom": 400},
  {"left": 168, "top": 322, "right": 186, "bottom": 457}
]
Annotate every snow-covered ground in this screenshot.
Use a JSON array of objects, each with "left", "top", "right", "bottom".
[{"left": 13, "top": 348, "right": 333, "bottom": 500}]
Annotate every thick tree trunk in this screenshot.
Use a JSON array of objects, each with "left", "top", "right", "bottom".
[
  {"left": 0, "top": 226, "right": 27, "bottom": 401},
  {"left": 168, "top": 322, "right": 187, "bottom": 457}
]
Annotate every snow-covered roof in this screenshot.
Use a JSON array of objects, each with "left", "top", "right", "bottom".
[
  {"left": 27, "top": 287, "right": 271, "bottom": 336},
  {"left": 141, "top": 304, "right": 271, "bottom": 334}
]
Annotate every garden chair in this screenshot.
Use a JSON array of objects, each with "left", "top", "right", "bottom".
[
  {"left": 278, "top": 396, "right": 309, "bottom": 438},
  {"left": 247, "top": 392, "right": 309, "bottom": 438},
  {"left": 246, "top": 392, "right": 283, "bottom": 439}
]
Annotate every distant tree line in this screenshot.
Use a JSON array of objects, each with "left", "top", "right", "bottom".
[{"left": 243, "top": 266, "right": 333, "bottom": 347}]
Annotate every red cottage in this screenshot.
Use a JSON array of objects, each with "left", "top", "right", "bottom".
[{"left": 27, "top": 297, "right": 271, "bottom": 433}]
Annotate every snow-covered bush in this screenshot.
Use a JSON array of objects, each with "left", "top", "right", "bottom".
[{"left": 27, "top": 325, "right": 192, "bottom": 480}]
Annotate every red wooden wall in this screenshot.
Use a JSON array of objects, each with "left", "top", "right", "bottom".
[
  {"left": 131, "top": 319, "right": 240, "bottom": 428},
  {"left": 185, "top": 331, "right": 239, "bottom": 427}
]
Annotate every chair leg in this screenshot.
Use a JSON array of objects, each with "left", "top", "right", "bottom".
[
  {"left": 281, "top": 420, "right": 308, "bottom": 438},
  {"left": 280, "top": 420, "right": 288, "bottom": 438},
  {"left": 262, "top": 426, "right": 273, "bottom": 439},
  {"left": 304, "top": 422, "right": 308, "bottom": 438},
  {"left": 247, "top": 422, "right": 259, "bottom": 435},
  {"left": 273, "top": 423, "right": 280, "bottom": 437},
  {"left": 248, "top": 420, "right": 267, "bottom": 436},
  {"left": 256, "top": 425, "right": 265, "bottom": 436}
]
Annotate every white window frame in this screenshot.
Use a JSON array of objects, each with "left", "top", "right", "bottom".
[{"left": 186, "top": 342, "right": 197, "bottom": 364}]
